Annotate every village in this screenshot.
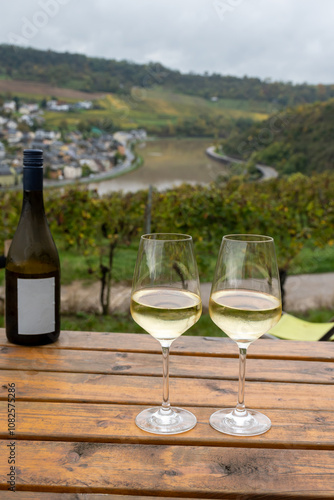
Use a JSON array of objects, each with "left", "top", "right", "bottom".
[{"left": 0, "top": 97, "right": 146, "bottom": 187}]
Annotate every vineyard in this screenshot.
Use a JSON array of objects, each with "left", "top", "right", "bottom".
[{"left": 1, "top": 173, "right": 333, "bottom": 301}]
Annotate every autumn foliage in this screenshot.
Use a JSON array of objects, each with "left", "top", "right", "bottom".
[{"left": 1, "top": 172, "right": 333, "bottom": 290}]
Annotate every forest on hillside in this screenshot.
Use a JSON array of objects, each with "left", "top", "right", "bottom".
[
  {"left": 1, "top": 45, "right": 334, "bottom": 177},
  {"left": 221, "top": 99, "right": 334, "bottom": 175},
  {"left": 1, "top": 45, "right": 334, "bottom": 106}
]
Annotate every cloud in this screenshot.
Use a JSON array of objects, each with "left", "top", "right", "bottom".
[{"left": 1, "top": 0, "right": 334, "bottom": 84}]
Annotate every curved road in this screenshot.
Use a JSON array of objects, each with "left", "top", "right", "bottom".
[{"left": 206, "top": 146, "right": 278, "bottom": 180}]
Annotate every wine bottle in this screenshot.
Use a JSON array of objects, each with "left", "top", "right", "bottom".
[{"left": 5, "top": 149, "right": 60, "bottom": 345}]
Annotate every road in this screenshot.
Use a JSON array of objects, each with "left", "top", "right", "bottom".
[{"left": 206, "top": 146, "right": 278, "bottom": 180}]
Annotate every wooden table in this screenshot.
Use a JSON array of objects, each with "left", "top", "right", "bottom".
[{"left": 0, "top": 327, "right": 333, "bottom": 499}]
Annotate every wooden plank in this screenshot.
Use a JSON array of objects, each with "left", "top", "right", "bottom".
[
  {"left": 0, "top": 440, "right": 333, "bottom": 497},
  {"left": 0, "top": 346, "right": 333, "bottom": 384},
  {"left": 0, "top": 370, "right": 333, "bottom": 410},
  {"left": 1, "top": 328, "right": 334, "bottom": 361},
  {"left": 0, "top": 401, "right": 333, "bottom": 449},
  {"left": 0, "top": 495, "right": 211, "bottom": 500}
]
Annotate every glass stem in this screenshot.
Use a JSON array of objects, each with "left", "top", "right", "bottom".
[
  {"left": 161, "top": 345, "right": 171, "bottom": 413},
  {"left": 235, "top": 347, "right": 247, "bottom": 414}
]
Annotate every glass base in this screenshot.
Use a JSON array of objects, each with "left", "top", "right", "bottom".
[
  {"left": 210, "top": 408, "right": 271, "bottom": 436},
  {"left": 136, "top": 406, "right": 197, "bottom": 435}
]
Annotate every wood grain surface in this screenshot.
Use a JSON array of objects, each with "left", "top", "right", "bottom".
[
  {"left": 1, "top": 440, "right": 334, "bottom": 497},
  {"left": 0, "top": 329, "right": 333, "bottom": 498},
  {"left": 0, "top": 495, "right": 212, "bottom": 500},
  {"left": 1, "top": 370, "right": 333, "bottom": 409},
  {"left": 1, "top": 328, "right": 334, "bottom": 360},
  {"left": 0, "top": 346, "right": 333, "bottom": 383},
  {"left": 0, "top": 402, "right": 333, "bottom": 449}
]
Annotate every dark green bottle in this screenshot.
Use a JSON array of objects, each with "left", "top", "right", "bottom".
[{"left": 5, "top": 149, "right": 60, "bottom": 345}]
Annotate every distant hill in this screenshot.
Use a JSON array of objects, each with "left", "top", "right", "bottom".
[
  {"left": 1, "top": 45, "right": 334, "bottom": 107},
  {"left": 221, "top": 99, "right": 334, "bottom": 175}
]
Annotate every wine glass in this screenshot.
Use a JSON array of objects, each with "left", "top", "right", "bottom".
[
  {"left": 209, "top": 234, "right": 282, "bottom": 436},
  {"left": 130, "top": 233, "right": 202, "bottom": 434}
]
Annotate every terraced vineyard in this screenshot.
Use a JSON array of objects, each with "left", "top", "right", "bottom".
[{"left": 0, "top": 78, "right": 269, "bottom": 135}]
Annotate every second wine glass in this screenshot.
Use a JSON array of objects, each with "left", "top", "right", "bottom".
[
  {"left": 131, "top": 233, "right": 202, "bottom": 434},
  {"left": 209, "top": 234, "right": 282, "bottom": 436}
]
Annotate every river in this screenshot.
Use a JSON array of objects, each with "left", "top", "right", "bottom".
[{"left": 89, "top": 138, "right": 228, "bottom": 195}]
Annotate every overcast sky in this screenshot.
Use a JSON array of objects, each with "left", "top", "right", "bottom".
[{"left": 2, "top": 0, "right": 334, "bottom": 84}]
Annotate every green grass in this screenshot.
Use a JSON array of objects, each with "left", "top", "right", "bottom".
[
  {"left": 54, "top": 241, "right": 334, "bottom": 286},
  {"left": 58, "top": 309, "right": 334, "bottom": 335},
  {"left": 292, "top": 309, "right": 333, "bottom": 323},
  {"left": 1, "top": 309, "right": 332, "bottom": 336},
  {"left": 289, "top": 244, "right": 334, "bottom": 275},
  {"left": 0, "top": 242, "right": 332, "bottom": 288},
  {"left": 0, "top": 311, "right": 224, "bottom": 337},
  {"left": 53, "top": 240, "right": 139, "bottom": 286},
  {"left": 210, "top": 97, "right": 271, "bottom": 113},
  {"left": 57, "top": 249, "right": 99, "bottom": 286},
  {"left": 60, "top": 309, "right": 334, "bottom": 336},
  {"left": 123, "top": 88, "right": 269, "bottom": 127}
]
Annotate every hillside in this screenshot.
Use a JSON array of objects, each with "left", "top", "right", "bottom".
[
  {"left": 0, "top": 77, "right": 268, "bottom": 137},
  {"left": 0, "top": 79, "right": 105, "bottom": 101},
  {"left": 43, "top": 87, "right": 268, "bottom": 137},
  {"left": 1, "top": 45, "right": 334, "bottom": 107},
  {"left": 221, "top": 99, "right": 334, "bottom": 175}
]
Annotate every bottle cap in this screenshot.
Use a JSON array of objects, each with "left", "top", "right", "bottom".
[
  {"left": 23, "top": 149, "right": 43, "bottom": 168},
  {"left": 23, "top": 149, "right": 44, "bottom": 190}
]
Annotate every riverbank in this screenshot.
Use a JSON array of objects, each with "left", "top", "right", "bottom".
[{"left": 89, "top": 138, "right": 226, "bottom": 195}]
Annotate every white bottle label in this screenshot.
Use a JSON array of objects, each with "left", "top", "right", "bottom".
[{"left": 17, "top": 277, "right": 55, "bottom": 335}]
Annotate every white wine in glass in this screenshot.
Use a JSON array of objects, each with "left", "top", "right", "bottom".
[
  {"left": 209, "top": 234, "right": 282, "bottom": 436},
  {"left": 131, "top": 233, "right": 202, "bottom": 434}
]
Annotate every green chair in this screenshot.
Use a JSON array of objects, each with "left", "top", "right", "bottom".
[{"left": 267, "top": 313, "right": 334, "bottom": 341}]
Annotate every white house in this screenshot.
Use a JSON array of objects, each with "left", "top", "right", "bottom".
[
  {"left": 47, "top": 101, "right": 70, "bottom": 112},
  {"left": 28, "top": 103, "right": 39, "bottom": 113},
  {"left": 47, "top": 100, "right": 58, "bottom": 109},
  {"left": 19, "top": 103, "right": 39, "bottom": 114},
  {"left": 130, "top": 129, "right": 147, "bottom": 141},
  {"left": 79, "top": 158, "right": 99, "bottom": 172},
  {"left": 19, "top": 105, "right": 30, "bottom": 114},
  {"left": 7, "top": 130, "right": 23, "bottom": 145},
  {"left": 97, "top": 158, "right": 112, "bottom": 171},
  {"left": 63, "top": 164, "right": 82, "bottom": 180},
  {"left": 3, "top": 101, "right": 16, "bottom": 112},
  {"left": 19, "top": 115, "right": 34, "bottom": 127},
  {"left": 35, "top": 130, "right": 61, "bottom": 141},
  {"left": 6, "top": 120, "right": 18, "bottom": 130},
  {"left": 113, "top": 131, "right": 132, "bottom": 146},
  {"left": 75, "top": 101, "right": 93, "bottom": 110}
]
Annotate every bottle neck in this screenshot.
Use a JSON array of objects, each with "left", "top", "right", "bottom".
[
  {"left": 22, "top": 189, "right": 45, "bottom": 214},
  {"left": 22, "top": 165, "right": 45, "bottom": 214},
  {"left": 23, "top": 165, "right": 43, "bottom": 191}
]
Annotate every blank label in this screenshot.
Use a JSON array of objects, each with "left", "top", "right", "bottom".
[{"left": 18, "top": 277, "right": 55, "bottom": 335}]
